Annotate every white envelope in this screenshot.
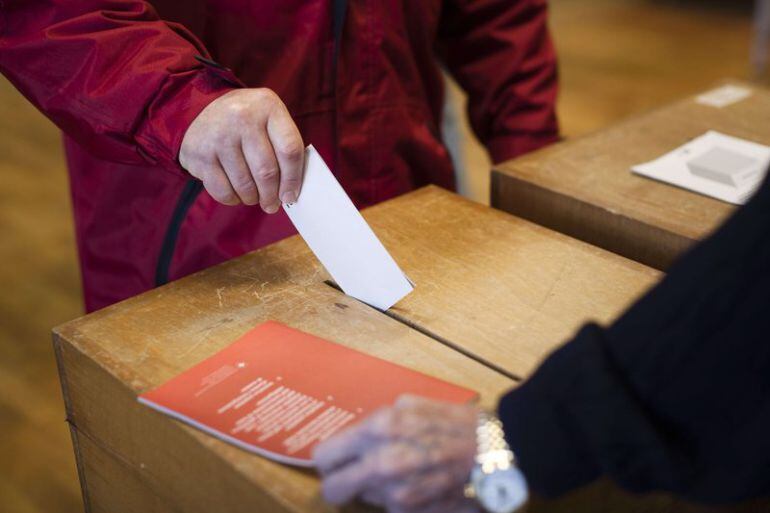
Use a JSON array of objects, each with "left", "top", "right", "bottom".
[{"left": 282, "top": 146, "right": 414, "bottom": 310}]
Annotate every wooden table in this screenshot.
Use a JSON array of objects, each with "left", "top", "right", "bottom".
[
  {"left": 492, "top": 81, "right": 770, "bottom": 270},
  {"left": 54, "top": 186, "right": 682, "bottom": 513},
  {"left": 55, "top": 277, "right": 514, "bottom": 513},
  {"left": 361, "top": 187, "right": 659, "bottom": 379}
]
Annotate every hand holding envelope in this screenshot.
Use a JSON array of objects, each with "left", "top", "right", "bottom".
[{"left": 282, "top": 146, "right": 414, "bottom": 311}]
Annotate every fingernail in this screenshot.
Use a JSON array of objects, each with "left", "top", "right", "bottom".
[
  {"left": 264, "top": 203, "right": 279, "bottom": 214},
  {"left": 281, "top": 191, "right": 297, "bottom": 204}
]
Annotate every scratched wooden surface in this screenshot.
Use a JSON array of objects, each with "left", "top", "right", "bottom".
[
  {"left": 55, "top": 187, "right": 762, "bottom": 513},
  {"left": 0, "top": 2, "right": 759, "bottom": 512},
  {"left": 54, "top": 250, "right": 514, "bottom": 513},
  {"left": 491, "top": 81, "right": 770, "bottom": 270},
  {"left": 360, "top": 187, "right": 661, "bottom": 380}
]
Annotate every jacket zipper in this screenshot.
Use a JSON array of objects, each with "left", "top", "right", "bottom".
[
  {"left": 332, "top": 0, "right": 348, "bottom": 167},
  {"left": 155, "top": 179, "right": 203, "bottom": 286}
]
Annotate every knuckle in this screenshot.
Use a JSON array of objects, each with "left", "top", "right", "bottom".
[
  {"left": 281, "top": 175, "right": 301, "bottom": 187},
  {"left": 374, "top": 450, "right": 399, "bottom": 479},
  {"left": 180, "top": 147, "right": 209, "bottom": 171},
  {"left": 203, "top": 178, "right": 236, "bottom": 205},
  {"left": 386, "top": 409, "right": 406, "bottom": 436},
  {"left": 256, "top": 87, "right": 279, "bottom": 103},
  {"left": 370, "top": 409, "right": 397, "bottom": 438},
  {"left": 374, "top": 446, "right": 411, "bottom": 479},
  {"left": 275, "top": 139, "right": 303, "bottom": 160},
  {"left": 225, "top": 102, "right": 252, "bottom": 123},
  {"left": 213, "top": 190, "right": 238, "bottom": 205},
  {"left": 202, "top": 154, "right": 221, "bottom": 169},
  {"left": 254, "top": 165, "right": 279, "bottom": 182},
  {"left": 230, "top": 173, "right": 256, "bottom": 192},
  {"left": 211, "top": 131, "right": 232, "bottom": 147}
]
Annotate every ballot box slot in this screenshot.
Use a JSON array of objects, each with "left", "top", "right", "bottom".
[{"left": 323, "top": 280, "right": 522, "bottom": 383}]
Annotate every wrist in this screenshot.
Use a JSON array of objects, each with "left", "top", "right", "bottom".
[{"left": 145, "top": 71, "right": 239, "bottom": 173}]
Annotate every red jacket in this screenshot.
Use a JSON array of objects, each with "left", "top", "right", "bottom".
[{"left": 0, "top": 1, "right": 558, "bottom": 312}]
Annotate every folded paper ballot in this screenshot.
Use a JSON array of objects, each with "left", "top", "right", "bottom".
[
  {"left": 283, "top": 146, "right": 414, "bottom": 310},
  {"left": 138, "top": 321, "right": 478, "bottom": 466},
  {"left": 632, "top": 131, "right": 770, "bottom": 205}
]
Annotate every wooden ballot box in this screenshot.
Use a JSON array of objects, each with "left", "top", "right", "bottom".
[
  {"left": 491, "top": 81, "right": 770, "bottom": 270},
  {"left": 55, "top": 187, "right": 703, "bottom": 513},
  {"left": 360, "top": 187, "right": 659, "bottom": 380},
  {"left": 54, "top": 259, "right": 514, "bottom": 513}
]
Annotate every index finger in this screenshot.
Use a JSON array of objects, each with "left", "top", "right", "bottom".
[
  {"left": 313, "top": 417, "right": 371, "bottom": 474},
  {"left": 320, "top": 452, "right": 376, "bottom": 505},
  {"left": 313, "top": 407, "right": 398, "bottom": 474},
  {"left": 266, "top": 102, "right": 304, "bottom": 204}
]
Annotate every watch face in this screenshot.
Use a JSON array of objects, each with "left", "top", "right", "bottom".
[{"left": 476, "top": 468, "right": 528, "bottom": 513}]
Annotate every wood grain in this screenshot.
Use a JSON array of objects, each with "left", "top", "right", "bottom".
[
  {"left": 54, "top": 257, "right": 514, "bottom": 513},
  {"left": 70, "top": 428, "right": 176, "bottom": 513},
  {"left": 55, "top": 186, "right": 757, "bottom": 513},
  {"left": 492, "top": 81, "right": 770, "bottom": 269},
  {"left": 1, "top": 2, "right": 759, "bottom": 511},
  {"left": 360, "top": 187, "right": 661, "bottom": 380}
]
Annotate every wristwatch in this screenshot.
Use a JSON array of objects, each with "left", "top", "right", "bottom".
[{"left": 464, "top": 412, "right": 529, "bottom": 513}]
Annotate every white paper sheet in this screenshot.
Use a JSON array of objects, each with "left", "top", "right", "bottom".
[
  {"left": 282, "top": 146, "right": 414, "bottom": 310},
  {"left": 695, "top": 85, "right": 753, "bottom": 108},
  {"left": 631, "top": 131, "right": 770, "bottom": 205}
]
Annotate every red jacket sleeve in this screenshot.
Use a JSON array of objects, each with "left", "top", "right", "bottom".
[
  {"left": 0, "top": 1, "right": 242, "bottom": 173},
  {"left": 436, "top": 0, "right": 560, "bottom": 163}
]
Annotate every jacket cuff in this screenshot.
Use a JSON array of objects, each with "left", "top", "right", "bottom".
[
  {"left": 497, "top": 324, "right": 604, "bottom": 498},
  {"left": 486, "top": 133, "right": 560, "bottom": 165},
  {"left": 134, "top": 58, "right": 245, "bottom": 174}
]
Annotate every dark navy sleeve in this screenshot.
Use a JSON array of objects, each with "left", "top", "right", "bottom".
[{"left": 499, "top": 174, "right": 770, "bottom": 504}]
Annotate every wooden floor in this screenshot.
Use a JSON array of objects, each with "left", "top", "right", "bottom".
[{"left": 0, "top": 1, "right": 757, "bottom": 511}]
